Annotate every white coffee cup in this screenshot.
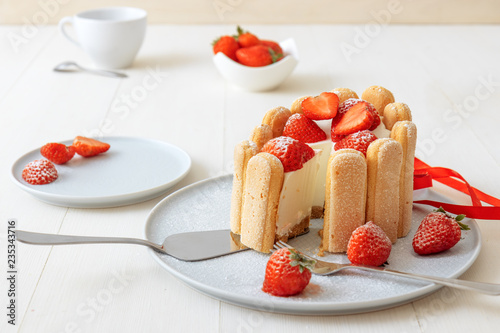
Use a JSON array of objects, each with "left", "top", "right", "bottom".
[{"left": 59, "top": 7, "right": 147, "bottom": 69}]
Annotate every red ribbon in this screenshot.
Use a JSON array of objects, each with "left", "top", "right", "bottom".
[{"left": 413, "top": 157, "right": 500, "bottom": 219}]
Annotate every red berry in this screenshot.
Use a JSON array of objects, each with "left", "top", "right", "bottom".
[
  {"left": 260, "top": 40, "right": 283, "bottom": 57},
  {"left": 334, "top": 130, "right": 377, "bottom": 156},
  {"left": 331, "top": 101, "right": 375, "bottom": 137},
  {"left": 73, "top": 136, "right": 110, "bottom": 157},
  {"left": 347, "top": 221, "right": 392, "bottom": 267},
  {"left": 261, "top": 136, "right": 315, "bottom": 172},
  {"left": 213, "top": 35, "right": 240, "bottom": 62},
  {"left": 262, "top": 247, "right": 314, "bottom": 297},
  {"left": 301, "top": 92, "right": 339, "bottom": 120},
  {"left": 22, "top": 159, "right": 58, "bottom": 185},
  {"left": 236, "top": 26, "right": 260, "bottom": 48},
  {"left": 283, "top": 114, "right": 327, "bottom": 143},
  {"left": 236, "top": 45, "right": 279, "bottom": 67},
  {"left": 412, "top": 207, "right": 469, "bottom": 255},
  {"left": 40, "top": 142, "right": 75, "bottom": 165}
]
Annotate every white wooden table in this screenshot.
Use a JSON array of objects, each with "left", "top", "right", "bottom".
[{"left": 1, "top": 24, "right": 499, "bottom": 333}]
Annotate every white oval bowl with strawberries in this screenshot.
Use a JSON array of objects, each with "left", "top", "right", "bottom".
[{"left": 213, "top": 38, "right": 298, "bottom": 92}]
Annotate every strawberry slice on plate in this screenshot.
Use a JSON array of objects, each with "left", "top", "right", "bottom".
[
  {"left": 283, "top": 113, "right": 327, "bottom": 143},
  {"left": 73, "top": 136, "right": 110, "bottom": 157},
  {"left": 301, "top": 92, "right": 339, "bottom": 120},
  {"left": 22, "top": 159, "right": 58, "bottom": 185},
  {"left": 40, "top": 143, "right": 75, "bottom": 165}
]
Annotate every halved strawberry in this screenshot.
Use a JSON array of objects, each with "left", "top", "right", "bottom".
[
  {"left": 73, "top": 136, "right": 110, "bottom": 157},
  {"left": 336, "top": 98, "right": 380, "bottom": 131},
  {"left": 301, "top": 92, "right": 339, "bottom": 120},
  {"left": 261, "top": 136, "right": 315, "bottom": 172},
  {"left": 40, "top": 143, "right": 76, "bottom": 165},
  {"left": 334, "top": 130, "right": 377, "bottom": 156},
  {"left": 22, "top": 159, "right": 58, "bottom": 185},
  {"left": 332, "top": 102, "right": 375, "bottom": 137},
  {"left": 283, "top": 114, "right": 327, "bottom": 143}
]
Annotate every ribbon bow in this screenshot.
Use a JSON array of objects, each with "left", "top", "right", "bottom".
[{"left": 413, "top": 158, "right": 500, "bottom": 219}]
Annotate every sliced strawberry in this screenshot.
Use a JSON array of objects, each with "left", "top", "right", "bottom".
[
  {"left": 40, "top": 143, "right": 76, "bottom": 165},
  {"left": 283, "top": 114, "right": 327, "bottom": 143},
  {"left": 332, "top": 102, "right": 375, "bottom": 136},
  {"left": 334, "top": 130, "right": 377, "bottom": 156},
  {"left": 301, "top": 92, "right": 339, "bottom": 120},
  {"left": 22, "top": 159, "right": 58, "bottom": 185},
  {"left": 73, "top": 136, "right": 110, "bottom": 157},
  {"left": 261, "top": 136, "right": 315, "bottom": 172}
]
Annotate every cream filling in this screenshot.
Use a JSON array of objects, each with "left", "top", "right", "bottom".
[{"left": 276, "top": 150, "right": 322, "bottom": 236}]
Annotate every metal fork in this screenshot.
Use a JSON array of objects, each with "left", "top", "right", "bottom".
[{"left": 274, "top": 241, "right": 500, "bottom": 295}]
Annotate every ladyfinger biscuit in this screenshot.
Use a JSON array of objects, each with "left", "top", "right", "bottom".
[
  {"left": 366, "top": 138, "right": 403, "bottom": 243},
  {"left": 361, "top": 86, "right": 395, "bottom": 117},
  {"left": 230, "top": 140, "right": 258, "bottom": 234},
  {"left": 391, "top": 121, "right": 417, "bottom": 238},
  {"left": 240, "top": 152, "right": 284, "bottom": 253},
  {"left": 330, "top": 88, "right": 359, "bottom": 104},
  {"left": 262, "top": 106, "right": 292, "bottom": 138},
  {"left": 323, "top": 149, "right": 367, "bottom": 253},
  {"left": 290, "top": 96, "right": 311, "bottom": 114},
  {"left": 249, "top": 124, "right": 273, "bottom": 151},
  {"left": 383, "top": 103, "right": 412, "bottom": 131}
]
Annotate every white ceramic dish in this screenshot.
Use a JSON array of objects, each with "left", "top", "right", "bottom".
[
  {"left": 145, "top": 175, "right": 481, "bottom": 315},
  {"left": 213, "top": 38, "right": 299, "bottom": 91},
  {"left": 11, "top": 137, "right": 191, "bottom": 208}
]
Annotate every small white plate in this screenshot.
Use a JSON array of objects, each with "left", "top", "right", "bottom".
[
  {"left": 145, "top": 175, "right": 481, "bottom": 315},
  {"left": 11, "top": 137, "right": 191, "bottom": 208}
]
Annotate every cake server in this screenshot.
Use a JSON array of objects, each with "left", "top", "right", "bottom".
[{"left": 16, "top": 229, "right": 250, "bottom": 261}]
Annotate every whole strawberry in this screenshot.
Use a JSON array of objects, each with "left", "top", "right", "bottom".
[
  {"left": 213, "top": 35, "right": 240, "bottom": 62},
  {"left": 334, "top": 130, "right": 377, "bottom": 156},
  {"left": 261, "top": 136, "right": 315, "bottom": 172},
  {"left": 347, "top": 221, "right": 392, "bottom": 267},
  {"left": 236, "top": 45, "right": 280, "bottom": 67},
  {"left": 236, "top": 26, "right": 260, "bottom": 48},
  {"left": 41, "top": 142, "right": 76, "bottom": 164},
  {"left": 262, "top": 247, "right": 314, "bottom": 297},
  {"left": 260, "top": 40, "right": 283, "bottom": 56},
  {"left": 22, "top": 159, "right": 58, "bottom": 185},
  {"left": 283, "top": 113, "right": 327, "bottom": 143},
  {"left": 413, "top": 207, "right": 468, "bottom": 255}
]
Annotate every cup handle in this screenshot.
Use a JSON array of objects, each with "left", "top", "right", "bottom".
[{"left": 58, "top": 16, "right": 80, "bottom": 47}]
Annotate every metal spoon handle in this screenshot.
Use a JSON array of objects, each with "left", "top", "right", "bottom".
[
  {"left": 16, "top": 230, "right": 162, "bottom": 251},
  {"left": 82, "top": 68, "right": 128, "bottom": 78}
]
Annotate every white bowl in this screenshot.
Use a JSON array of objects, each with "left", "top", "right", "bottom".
[{"left": 213, "top": 38, "right": 299, "bottom": 92}]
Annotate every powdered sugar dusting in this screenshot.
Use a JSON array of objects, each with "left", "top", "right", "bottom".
[{"left": 146, "top": 175, "right": 481, "bottom": 315}]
